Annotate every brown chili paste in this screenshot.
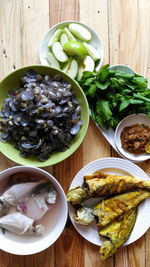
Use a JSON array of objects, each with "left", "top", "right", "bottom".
[{"left": 121, "top": 124, "right": 150, "bottom": 154}]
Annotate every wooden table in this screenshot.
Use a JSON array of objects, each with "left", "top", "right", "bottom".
[{"left": 0, "top": 0, "right": 150, "bottom": 266}]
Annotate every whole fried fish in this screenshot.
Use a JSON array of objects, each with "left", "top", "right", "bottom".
[
  {"left": 99, "top": 208, "right": 137, "bottom": 260},
  {"left": 67, "top": 174, "right": 150, "bottom": 205},
  {"left": 84, "top": 175, "right": 150, "bottom": 196},
  {"left": 92, "top": 190, "right": 150, "bottom": 228}
]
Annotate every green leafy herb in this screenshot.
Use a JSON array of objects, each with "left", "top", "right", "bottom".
[{"left": 78, "top": 64, "right": 150, "bottom": 129}]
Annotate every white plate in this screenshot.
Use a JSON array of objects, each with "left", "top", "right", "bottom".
[
  {"left": 39, "top": 20, "right": 104, "bottom": 72},
  {"left": 68, "top": 157, "right": 150, "bottom": 246},
  {"left": 115, "top": 114, "right": 150, "bottom": 162}
]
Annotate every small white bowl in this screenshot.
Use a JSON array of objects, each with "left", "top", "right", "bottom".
[
  {"left": 109, "top": 64, "right": 135, "bottom": 74},
  {"left": 115, "top": 114, "right": 150, "bottom": 162},
  {"left": 39, "top": 20, "right": 104, "bottom": 72},
  {"left": 0, "top": 166, "right": 68, "bottom": 255}
]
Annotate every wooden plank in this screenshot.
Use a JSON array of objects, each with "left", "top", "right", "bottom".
[
  {"left": 109, "top": 1, "right": 148, "bottom": 267},
  {"left": 137, "top": 2, "right": 150, "bottom": 266},
  {"left": 0, "top": 1, "right": 52, "bottom": 267},
  {"left": 138, "top": 0, "right": 150, "bottom": 77},
  {"left": 49, "top": 0, "right": 79, "bottom": 26},
  {"left": 21, "top": 0, "right": 49, "bottom": 66},
  {"left": 79, "top": 0, "right": 109, "bottom": 64},
  {"left": 108, "top": 0, "right": 140, "bottom": 72},
  {"left": 20, "top": 1, "right": 54, "bottom": 266},
  {"left": 0, "top": 0, "right": 22, "bottom": 78},
  {"left": 79, "top": 1, "right": 113, "bottom": 266},
  {"left": 0, "top": 0, "right": 150, "bottom": 266},
  {"left": 49, "top": 1, "right": 84, "bottom": 266}
]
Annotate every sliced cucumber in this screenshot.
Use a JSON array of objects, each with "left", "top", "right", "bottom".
[
  {"left": 64, "top": 27, "right": 76, "bottom": 41},
  {"left": 61, "top": 57, "right": 72, "bottom": 72},
  {"left": 52, "top": 42, "right": 68, "bottom": 62},
  {"left": 83, "top": 55, "right": 95, "bottom": 72},
  {"left": 60, "top": 33, "right": 69, "bottom": 47},
  {"left": 76, "top": 63, "right": 84, "bottom": 81},
  {"left": 67, "top": 59, "right": 78, "bottom": 79},
  {"left": 83, "top": 42, "right": 100, "bottom": 61},
  {"left": 48, "top": 29, "right": 62, "bottom": 48},
  {"left": 45, "top": 52, "right": 61, "bottom": 69},
  {"left": 68, "top": 23, "right": 91, "bottom": 42}
]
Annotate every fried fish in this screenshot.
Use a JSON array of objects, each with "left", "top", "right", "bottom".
[
  {"left": 66, "top": 186, "right": 88, "bottom": 205},
  {"left": 99, "top": 208, "right": 137, "bottom": 260},
  {"left": 92, "top": 190, "right": 150, "bottom": 228},
  {"left": 66, "top": 172, "right": 150, "bottom": 260},
  {"left": 73, "top": 206, "right": 95, "bottom": 225},
  {"left": 67, "top": 174, "right": 150, "bottom": 205},
  {"left": 84, "top": 175, "right": 150, "bottom": 196}
]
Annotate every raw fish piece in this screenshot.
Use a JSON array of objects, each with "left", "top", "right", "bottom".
[
  {"left": 99, "top": 208, "right": 137, "bottom": 260},
  {"left": 0, "top": 178, "right": 50, "bottom": 208},
  {"left": 18, "top": 192, "right": 49, "bottom": 220},
  {"left": 47, "top": 188, "right": 57, "bottom": 204},
  {"left": 0, "top": 212, "right": 44, "bottom": 235},
  {"left": 17, "top": 184, "right": 57, "bottom": 220}
]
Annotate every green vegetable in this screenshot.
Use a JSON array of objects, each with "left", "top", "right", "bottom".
[
  {"left": 45, "top": 52, "right": 60, "bottom": 69},
  {"left": 48, "top": 29, "right": 62, "bottom": 48},
  {"left": 83, "top": 55, "right": 95, "bottom": 72},
  {"left": 46, "top": 24, "right": 101, "bottom": 77},
  {"left": 52, "top": 42, "right": 68, "bottom": 62},
  {"left": 66, "top": 58, "right": 78, "bottom": 79},
  {"left": 78, "top": 64, "right": 150, "bottom": 129},
  {"left": 83, "top": 42, "right": 100, "bottom": 61},
  {"left": 76, "top": 63, "right": 84, "bottom": 81},
  {"left": 63, "top": 41, "right": 87, "bottom": 60},
  {"left": 60, "top": 33, "right": 69, "bottom": 46},
  {"left": 64, "top": 27, "right": 76, "bottom": 41},
  {"left": 68, "top": 23, "right": 91, "bottom": 41}
]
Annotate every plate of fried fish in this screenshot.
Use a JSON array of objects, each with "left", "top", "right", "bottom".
[{"left": 66, "top": 157, "right": 150, "bottom": 260}]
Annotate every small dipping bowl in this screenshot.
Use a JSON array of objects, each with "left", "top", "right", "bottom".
[
  {"left": 0, "top": 166, "right": 68, "bottom": 255},
  {"left": 115, "top": 114, "right": 150, "bottom": 162}
]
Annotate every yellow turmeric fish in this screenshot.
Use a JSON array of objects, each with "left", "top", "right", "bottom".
[
  {"left": 67, "top": 174, "right": 150, "bottom": 205},
  {"left": 92, "top": 190, "right": 150, "bottom": 228},
  {"left": 99, "top": 208, "right": 137, "bottom": 260}
]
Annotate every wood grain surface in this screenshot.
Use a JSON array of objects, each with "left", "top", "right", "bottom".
[{"left": 0, "top": 0, "right": 150, "bottom": 266}]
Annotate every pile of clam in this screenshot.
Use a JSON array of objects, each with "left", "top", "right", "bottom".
[{"left": 0, "top": 70, "right": 83, "bottom": 161}]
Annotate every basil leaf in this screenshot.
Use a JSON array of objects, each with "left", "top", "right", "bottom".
[
  {"left": 88, "top": 84, "right": 97, "bottom": 97},
  {"left": 119, "top": 100, "right": 130, "bottom": 111},
  {"left": 132, "top": 76, "right": 148, "bottom": 88},
  {"left": 96, "top": 81, "right": 110, "bottom": 90},
  {"left": 96, "top": 100, "right": 112, "bottom": 121},
  {"left": 98, "top": 64, "right": 109, "bottom": 83}
]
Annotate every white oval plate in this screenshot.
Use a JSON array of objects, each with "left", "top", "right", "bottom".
[
  {"left": 39, "top": 20, "right": 104, "bottom": 72},
  {"left": 115, "top": 114, "right": 150, "bottom": 162},
  {"left": 68, "top": 157, "right": 150, "bottom": 246},
  {"left": 95, "top": 65, "right": 150, "bottom": 163}
]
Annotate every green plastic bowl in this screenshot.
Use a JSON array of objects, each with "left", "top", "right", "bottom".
[{"left": 0, "top": 65, "right": 89, "bottom": 167}]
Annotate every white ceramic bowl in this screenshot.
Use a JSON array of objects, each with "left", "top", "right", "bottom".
[
  {"left": 0, "top": 166, "right": 68, "bottom": 255},
  {"left": 115, "top": 114, "right": 150, "bottom": 162},
  {"left": 39, "top": 20, "right": 104, "bottom": 72},
  {"left": 109, "top": 64, "right": 135, "bottom": 74}
]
